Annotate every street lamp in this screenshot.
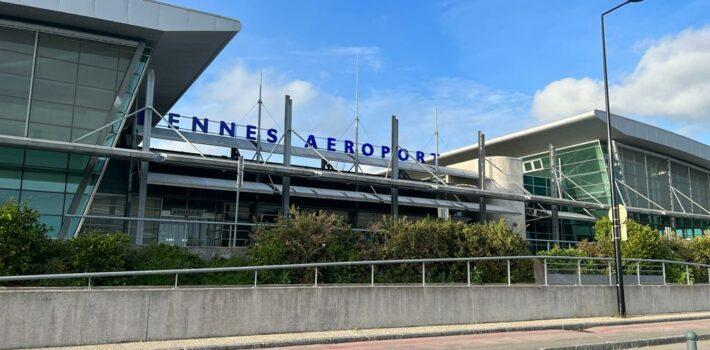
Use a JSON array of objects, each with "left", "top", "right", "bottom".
[{"left": 601, "top": 0, "right": 643, "bottom": 318}]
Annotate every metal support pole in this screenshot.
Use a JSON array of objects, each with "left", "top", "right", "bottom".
[
  {"left": 255, "top": 72, "right": 264, "bottom": 161},
  {"left": 136, "top": 69, "right": 155, "bottom": 245},
  {"left": 577, "top": 259, "right": 582, "bottom": 286},
  {"left": 686, "top": 265, "right": 691, "bottom": 285},
  {"left": 478, "top": 131, "right": 486, "bottom": 222},
  {"left": 544, "top": 259, "right": 548, "bottom": 286},
  {"left": 391, "top": 115, "right": 399, "bottom": 218},
  {"left": 467, "top": 261, "right": 471, "bottom": 286},
  {"left": 173, "top": 273, "right": 178, "bottom": 289},
  {"left": 254, "top": 270, "right": 258, "bottom": 288},
  {"left": 602, "top": 7, "right": 627, "bottom": 316},
  {"left": 608, "top": 260, "right": 613, "bottom": 286},
  {"left": 707, "top": 267, "right": 709, "bottom": 285},
  {"left": 686, "top": 330, "right": 698, "bottom": 350},
  {"left": 314, "top": 267, "right": 318, "bottom": 287},
  {"left": 370, "top": 265, "right": 375, "bottom": 286},
  {"left": 421, "top": 262, "right": 426, "bottom": 286},
  {"left": 281, "top": 95, "right": 292, "bottom": 220},
  {"left": 232, "top": 157, "right": 244, "bottom": 247},
  {"left": 87, "top": 277, "right": 92, "bottom": 290},
  {"left": 637, "top": 262, "right": 641, "bottom": 285},
  {"left": 506, "top": 259, "right": 511, "bottom": 286},
  {"left": 549, "top": 144, "right": 560, "bottom": 241},
  {"left": 662, "top": 263, "right": 667, "bottom": 286}
]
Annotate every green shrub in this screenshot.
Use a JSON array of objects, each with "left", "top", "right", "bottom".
[
  {"left": 371, "top": 217, "right": 531, "bottom": 284},
  {"left": 0, "top": 203, "right": 50, "bottom": 276},
  {"left": 249, "top": 208, "right": 364, "bottom": 284}
]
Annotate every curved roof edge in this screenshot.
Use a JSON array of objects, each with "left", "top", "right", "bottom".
[{"left": 437, "top": 110, "right": 710, "bottom": 170}]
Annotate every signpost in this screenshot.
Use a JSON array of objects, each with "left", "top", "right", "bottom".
[{"left": 609, "top": 205, "right": 628, "bottom": 241}]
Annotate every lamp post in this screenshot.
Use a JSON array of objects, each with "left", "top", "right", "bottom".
[{"left": 601, "top": 0, "right": 643, "bottom": 318}]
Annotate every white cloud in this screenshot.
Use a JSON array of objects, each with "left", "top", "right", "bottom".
[{"left": 532, "top": 26, "right": 710, "bottom": 127}]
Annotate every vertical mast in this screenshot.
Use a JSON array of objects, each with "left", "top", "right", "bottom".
[
  {"left": 354, "top": 54, "right": 360, "bottom": 173},
  {"left": 256, "top": 71, "right": 263, "bottom": 161},
  {"left": 435, "top": 108, "right": 439, "bottom": 174}
]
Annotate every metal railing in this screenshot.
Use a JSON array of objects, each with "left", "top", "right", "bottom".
[{"left": 1, "top": 256, "right": 709, "bottom": 289}]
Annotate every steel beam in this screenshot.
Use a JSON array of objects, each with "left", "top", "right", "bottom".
[
  {"left": 549, "top": 144, "right": 560, "bottom": 241},
  {"left": 282, "top": 95, "right": 292, "bottom": 220},
  {"left": 135, "top": 70, "right": 155, "bottom": 244},
  {"left": 391, "top": 115, "right": 399, "bottom": 218},
  {"left": 478, "top": 131, "right": 486, "bottom": 222}
]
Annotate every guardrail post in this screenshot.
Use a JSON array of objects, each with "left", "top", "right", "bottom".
[
  {"left": 547, "top": 241, "right": 550, "bottom": 251},
  {"left": 174, "top": 274, "right": 178, "bottom": 289},
  {"left": 637, "top": 262, "right": 641, "bottom": 286},
  {"left": 253, "top": 270, "right": 258, "bottom": 288},
  {"left": 466, "top": 261, "right": 471, "bottom": 286},
  {"left": 87, "top": 277, "right": 92, "bottom": 290},
  {"left": 577, "top": 259, "right": 582, "bottom": 286},
  {"left": 370, "top": 265, "right": 375, "bottom": 287},
  {"left": 314, "top": 267, "right": 318, "bottom": 287},
  {"left": 608, "top": 260, "right": 613, "bottom": 286},
  {"left": 707, "top": 267, "right": 710, "bottom": 285},
  {"left": 662, "top": 263, "right": 667, "bottom": 286},
  {"left": 506, "top": 259, "right": 511, "bottom": 286},
  {"left": 421, "top": 262, "right": 426, "bottom": 286},
  {"left": 686, "top": 265, "right": 691, "bottom": 285},
  {"left": 544, "top": 259, "right": 548, "bottom": 286},
  {"left": 686, "top": 330, "right": 697, "bottom": 350}
]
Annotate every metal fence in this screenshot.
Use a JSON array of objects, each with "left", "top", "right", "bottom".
[{"left": 0, "top": 256, "right": 708, "bottom": 288}]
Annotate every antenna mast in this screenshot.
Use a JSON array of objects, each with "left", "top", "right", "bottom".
[
  {"left": 256, "top": 71, "right": 263, "bottom": 161},
  {"left": 435, "top": 108, "right": 439, "bottom": 174},
  {"left": 354, "top": 54, "right": 360, "bottom": 173}
]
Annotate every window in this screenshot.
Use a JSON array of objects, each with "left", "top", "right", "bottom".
[{"left": 522, "top": 159, "right": 544, "bottom": 173}]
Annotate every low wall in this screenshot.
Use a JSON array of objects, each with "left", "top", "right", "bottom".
[{"left": 1, "top": 285, "right": 709, "bottom": 349}]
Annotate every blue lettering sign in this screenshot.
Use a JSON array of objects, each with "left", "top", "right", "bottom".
[
  {"left": 219, "top": 121, "right": 235, "bottom": 137},
  {"left": 327, "top": 137, "right": 337, "bottom": 152},
  {"left": 267, "top": 128, "right": 278, "bottom": 143},
  {"left": 168, "top": 113, "right": 180, "bottom": 129},
  {"left": 362, "top": 143, "right": 374, "bottom": 157},
  {"left": 192, "top": 117, "right": 208, "bottom": 133},
  {"left": 246, "top": 125, "right": 257, "bottom": 140},
  {"left": 162, "top": 112, "right": 434, "bottom": 163},
  {"left": 397, "top": 148, "right": 409, "bottom": 161},
  {"left": 381, "top": 145, "right": 390, "bottom": 158},
  {"left": 305, "top": 134, "right": 318, "bottom": 148},
  {"left": 344, "top": 140, "right": 354, "bottom": 154},
  {"left": 416, "top": 151, "right": 425, "bottom": 163}
]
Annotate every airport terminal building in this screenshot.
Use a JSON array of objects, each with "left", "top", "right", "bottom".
[{"left": 0, "top": 0, "right": 708, "bottom": 251}]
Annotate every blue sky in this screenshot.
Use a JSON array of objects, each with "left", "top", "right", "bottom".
[{"left": 166, "top": 0, "right": 710, "bottom": 155}]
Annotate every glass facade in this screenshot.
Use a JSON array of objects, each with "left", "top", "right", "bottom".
[
  {"left": 524, "top": 141, "right": 710, "bottom": 242},
  {"left": 0, "top": 24, "right": 150, "bottom": 236},
  {"left": 523, "top": 141, "right": 610, "bottom": 205}
]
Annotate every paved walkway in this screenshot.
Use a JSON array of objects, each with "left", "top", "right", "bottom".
[
  {"left": 36, "top": 312, "right": 710, "bottom": 350},
  {"left": 269, "top": 319, "right": 710, "bottom": 349}
]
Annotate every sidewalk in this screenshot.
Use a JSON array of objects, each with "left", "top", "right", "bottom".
[{"left": 36, "top": 311, "right": 710, "bottom": 350}]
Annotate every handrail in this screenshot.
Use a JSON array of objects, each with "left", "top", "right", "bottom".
[{"left": 1, "top": 256, "right": 708, "bottom": 283}]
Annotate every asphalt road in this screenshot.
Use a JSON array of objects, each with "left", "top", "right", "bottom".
[{"left": 266, "top": 319, "right": 710, "bottom": 350}]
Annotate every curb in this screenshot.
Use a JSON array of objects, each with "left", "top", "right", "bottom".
[
  {"left": 544, "top": 333, "right": 709, "bottom": 350},
  {"left": 185, "top": 314, "right": 710, "bottom": 350}
]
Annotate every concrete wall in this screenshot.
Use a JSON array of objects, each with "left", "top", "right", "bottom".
[
  {"left": 448, "top": 156, "right": 526, "bottom": 234},
  {"left": 1, "top": 285, "right": 709, "bottom": 349}
]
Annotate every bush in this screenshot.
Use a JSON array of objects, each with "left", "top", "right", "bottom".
[
  {"left": 371, "top": 217, "right": 531, "bottom": 284},
  {"left": 248, "top": 208, "right": 364, "bottom": 284},
  {"left": 0, "top": 203, "right": 50, "bottom": 276}
]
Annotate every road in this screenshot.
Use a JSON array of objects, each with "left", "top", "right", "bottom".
[{"left": 266, "top": 319, "right": 710, "bottom": 350}]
